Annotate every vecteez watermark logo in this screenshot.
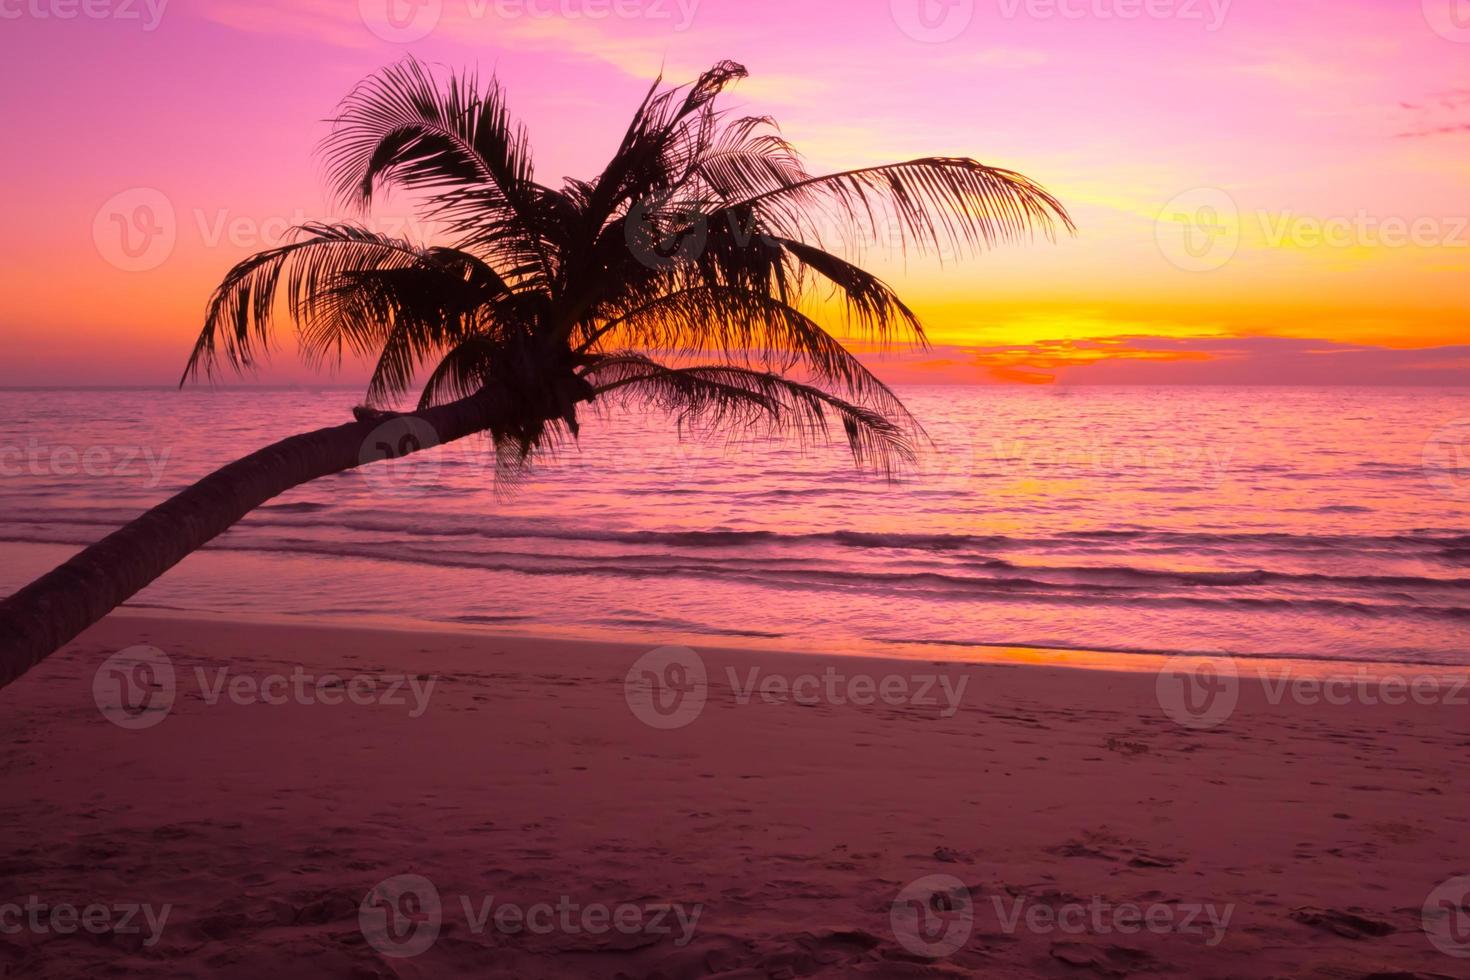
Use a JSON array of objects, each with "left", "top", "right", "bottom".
[
  {"left": 360, "top": 0, "right": 699, "bottom": 42},
  {"left": 624, "top": 201, "right": 961, "bottom": 275},
  {"left": 92, "top": 187, "right": 176, "bottom": 272},
  {"left": 623, "top": 646, "right": 969, "bottom": 729},
  {"left": 993, "top": 0, "right": 1231, "bottom": 30},
  {"left": 1155, "top": 188, "right": 1240, "bottom": 273},
  {"left": 624, "top": 646, "right": 708, "bottom": 730},
  {"left": 358, "top": 416, "right": 443, "bottom": 498},
  {"left": 1424, "top": 875, "right": 1470, "bottom": 957},
  {"left": 0, "top": 0, "right": 168, "bottom": 30},
  {"left": 92, "top": 647, "right": 438, "bottom": 729},
  {"left": 359, "top": 874, "right": 701, "bottom": 957},
  {"left": 871, "top": 431, "right": 1235, "bottom": 491},
  {"left": 91, "top": 192, "right": 436, "bottom": 273},
  {"left": 0, "top": 440, "right": 172, "bottom": 487},
  {"left": 1255, "top": 211, "right": 1470, "bottom": 250},
  {"left": 624, "top": 194, "right": 709, "bottom": 271},
  {"left": 893, "top": 0, "right": 1230, "bottom": 39},
  {"left": 360, "top": 874, "right": 442, "bottom": 958},
  {"left": 0, "top": 897, "right": 171, "bottom": 947},
  {"left": 92, "top": 645, "right": 176, "bottom": 731},
  {"left": 192, "top": 667, "right": 438, "bottom": 716},
  {"left": 1422, "top": 0, "right": 1470, "bottom": 43},
  {"left": 1156, "top": 655, "right": 1470, "bottom": 729},
  {"left": 358, "top": 0, "right": 443, "bottom": 41},
  {"left": 1155, "top": 653, "right": 1239, "bottom": 729},
  {"left": 1424, "top": 419, "right": 1470, "bottom": 499},
  {"left": 726, "top": 665, "right": 968, "bottom": 717},
  {"left": 985, "top": 893, "right": 1231, "bottom": 946},
  {"left": 489, "top": 0, "right": 701, "bottom": 29},
  {"left": 890, "top": 874, "right": 973, "bottom": 958},
  {"left": 1157, "top": 188, "right": 1470, "bottom": 272},
  {"left": 910, "top": 422, "right": 980, "bottom": 490},
  {"left": 982, "top": 435, "right": 1235, "bottom": 487},
  {"left": 890, "top": 0, "right": 974, "bottom": 42},
  {"left": 1256, "top": 668, "right": 1469, "bottom": 709},
  {"left": 889, "top": 876, "right": 1232, "bottom": 959}
]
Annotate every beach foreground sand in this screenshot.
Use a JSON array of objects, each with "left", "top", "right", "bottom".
[{"left": 2, "top": 614, "right": 1468, "bottom": 978}]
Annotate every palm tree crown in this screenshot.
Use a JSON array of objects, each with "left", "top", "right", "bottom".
[{"left": 185, "top": 58, "right": 1073, "bottom": 478}]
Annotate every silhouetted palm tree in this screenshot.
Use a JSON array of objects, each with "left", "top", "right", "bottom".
[{"left": 0, "top": 59, "right": 1071, "bottom": 689}]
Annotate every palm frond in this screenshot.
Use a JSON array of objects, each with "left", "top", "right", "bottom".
[
  {"left": 583, "top": 356, "right": 915, "bottom": 476},
  {"left": 695, "top": 115, "right": 809, "bottom": 200},
  {"left": 182, "top": 223, "right": 450, "bottom": 382},
  {"left": 717, "top": 157, "right": 1075, "bottom": 258},
  {"left": 186, "top": 59, "right": 1073, "bottom": 486},
  {"left": 772, "top": 238, "right": 924, "bottom": 342},
  {"left": 322, "top": 57, "right": 533, "bottom": 208},
  {"left": 320, "top": 57, "right": 551, "bottom": 284},
  {"left": 579, "top": 287, "right": 918, "bottom": 430},
  {"left": 581, "top": 60, "right": 749, "bottom": 233},
  {"left": 418, "top": 336, "right": 501, "bottom": 409}
]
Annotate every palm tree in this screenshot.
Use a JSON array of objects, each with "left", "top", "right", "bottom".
[{"left": 0, "top": 59, "right": 1071, "bottom": 690}]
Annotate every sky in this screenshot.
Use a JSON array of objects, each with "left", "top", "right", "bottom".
[{"left": 0, "top": 0, "right": 1466, "bottom": 386}]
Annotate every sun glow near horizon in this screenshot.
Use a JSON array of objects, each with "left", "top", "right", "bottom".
[{"left": 0, "top": 0, "right": 1465, "bottom": 387}]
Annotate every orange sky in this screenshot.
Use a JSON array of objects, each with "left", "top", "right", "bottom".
[{"left": 0, "top": 0, "right": 1466, "bottom": 386}]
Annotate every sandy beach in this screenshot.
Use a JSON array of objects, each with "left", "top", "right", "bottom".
[
  {"left": 2, "top": 613, "right": 1468, "bottom": 977},
  {"left": 6, "top": 0, "right": 1469, "bottom": 975}
]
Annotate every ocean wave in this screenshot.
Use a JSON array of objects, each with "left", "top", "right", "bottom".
[
  {"left": 7, "top": 527, "right": 1464, "bottom": 625},
  {"left": 6, "top": 508, "right": 1468, "bottom": 555},
  {"left": 870, "top": 636, "right": 1470, "bottom": 668}
]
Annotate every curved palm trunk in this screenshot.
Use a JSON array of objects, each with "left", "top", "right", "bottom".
[{"left": 0, "top": 391, "right": 507, "bottom": 691}]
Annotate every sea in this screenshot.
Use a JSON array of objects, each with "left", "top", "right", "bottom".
[{"left": 1, "top": 386, "right": 1467, "bottom": 668}]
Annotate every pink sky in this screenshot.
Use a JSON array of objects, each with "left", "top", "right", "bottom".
[{"left": 0, "top": 0, "right": 1466, "bottom": 385}]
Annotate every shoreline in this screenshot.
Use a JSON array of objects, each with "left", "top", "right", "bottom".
[
  {"left": 5, "top": 484, "right": 1468, "bottom": 675},
  {"left": 105, "top": 605, "right": 1470, "bottom": 682}
]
